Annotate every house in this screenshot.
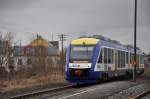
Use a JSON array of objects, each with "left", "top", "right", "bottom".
[
  {"left": 13, "top": 35, "right": 59, "bottom": 70},
  {"left": 13, "top": 46, "right": 30, "bottom": 70}
]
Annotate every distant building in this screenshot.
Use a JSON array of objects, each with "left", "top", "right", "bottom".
[
  {"left": 13, "top": 46, "right": 31, "bottom": 69},
  {"left": 13, "top": 35, "right": 59, "bottom": 70},
  {"left": 0, "top": 35, "right": 60, "bottom": 72},
  {"left": 28, "top": 35, "right": 59, "bottom": 55},
  {"left": 49, "top": 41, "right": 59, "bottom": 49}
]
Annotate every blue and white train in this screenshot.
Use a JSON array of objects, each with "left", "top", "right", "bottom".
[{"left": 65, "top": 36, "right": 144, "bottom": 84}]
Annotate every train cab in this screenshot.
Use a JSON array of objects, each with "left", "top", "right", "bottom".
[{"left": 66, "top": 38, "right": 100, "bottom": 84}]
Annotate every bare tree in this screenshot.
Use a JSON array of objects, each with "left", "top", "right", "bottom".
[{"left": 1, "top": 32, "right": 14, "bottom": 73}]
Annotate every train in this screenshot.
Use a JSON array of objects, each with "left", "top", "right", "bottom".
[{"left": 65, "top": 35, "right": 144, "bottom": 84}]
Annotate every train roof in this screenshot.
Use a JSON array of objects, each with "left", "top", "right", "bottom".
[
  {"left": 99, "top": 40, "right": 143, "bottom": 54},
  {"left": 71, "top": 35, "right": 143, "bottom": 54},
  {"left": 71, "top": 38, "right": 99, "bottom": 45}
]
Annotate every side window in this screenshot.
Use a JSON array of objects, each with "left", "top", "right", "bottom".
[
  {"left": 111, "top": 49, "right": 114, "bottom": 64},
  {"left": 108, "top": 49, "right": 112, "bottom": 64},
  {"left": 104, "top": 48, "right": 107, "bottom": 64},
  {"left": 98, "top": 48, "right": 103, "bottom": 63},
  {"left": 132, "top": 54, "right": 134, "bottom": 64},
  {"left": 140, "top": 55, "right": 144, "bottom": 64},
  {"left": 130, "top": 53, "right": 132, "bottom": 64},
  {"left": 126, "top": 52, "right": 128, "bottom": 64},
  {"left": 120, "top": 51, "right": 123, "bottom": 67},
  {"left": 121, "top": 51, "right": 125, "bottom": 67},
  {"left": 118, "top": 51, "right": 121, "bottom": 67},
  {"left": 137, "top": 54, "right": 139, "bottom": 66},
  {"left": 139, "top": 55, "right": 141, "bottom": 64}
]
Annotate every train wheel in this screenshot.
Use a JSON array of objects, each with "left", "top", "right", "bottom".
[
  {"left": 76, "top": 82, "right": 81, "bottom": 86},
  {"left": 102, "top": 73, "right": 108, "bottom": 81},
  {"left": 125, "top": 71, "right": 130, "bottom": 79}
]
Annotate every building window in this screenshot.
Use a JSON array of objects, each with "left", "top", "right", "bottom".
[
  {"left": 27, "top": 58, "right": 32, "bottom": 65},
  {"left": 18, "top": 59, "right": 22, "bottom": 65}
]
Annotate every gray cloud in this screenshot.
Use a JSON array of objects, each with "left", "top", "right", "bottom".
[{"left": 0, "top": 0, "right": 149, "bottom": 53}]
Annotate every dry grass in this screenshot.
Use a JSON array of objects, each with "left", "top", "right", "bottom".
[
  {"left": 0, "top": 72, "right": 65, "bottom": 92},
  {"left": 0, "top": 39, "right": 66, "bottom": 92},
  {"left": 0, "top": 54, "right": 66, "bottom": 92}
]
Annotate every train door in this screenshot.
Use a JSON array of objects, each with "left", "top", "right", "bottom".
[
  {"left": 114, "top": 50, "right": 118, "bottom": 76},
  {"left": 104, "top": 48, "right": 108, "bottom": 71},
  {"left": 96, "top": 48, "right": 104, "bottom": 71}
]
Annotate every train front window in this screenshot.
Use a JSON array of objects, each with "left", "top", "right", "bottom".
[{"left": 70, "top": 46, "right": 94, "bottom": 61}]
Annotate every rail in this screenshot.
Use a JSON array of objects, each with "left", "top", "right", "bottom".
[
  {"left": 9, "top": 85, "right": 74, "bottom": 99},
  {"left": 134, "top": 90, "right": 150, "bottom": 99}
]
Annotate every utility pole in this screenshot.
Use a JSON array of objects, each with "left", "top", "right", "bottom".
[
  {"left": 133, "top": 0, "right": 137, "bottom": 82},
  {"left": 58, "top": 34, "right": 67, "bottom": 75}
]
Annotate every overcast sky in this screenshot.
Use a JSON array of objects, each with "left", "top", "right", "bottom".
[{"left": 0, "top": 0, "right": 150, "bottom": 53}]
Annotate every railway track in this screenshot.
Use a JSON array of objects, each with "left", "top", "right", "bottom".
[
  {"left": 135, "top": 90, "right": 150, "bottom": 99},
  {"left": 107, "top": 73, "right": 150, "bottom": 99},
  {"left": 8, "top": 80, "right": 122, "bottom": 99},
  {"left": 9, "top": 85, "right": 74, "bottom": 99},
  {"left": 107, "top": 83, "right": 150, "bottom": 99},
  {"left": 134, "top": 73, "right": 150, "bottom": 99},
  {"left": 8, "top": 73, "right": 150, "bottom": 99}
]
